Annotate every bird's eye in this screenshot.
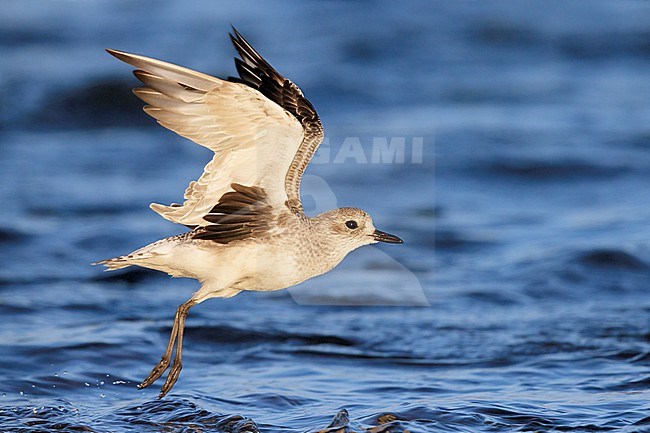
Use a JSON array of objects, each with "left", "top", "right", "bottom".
[{"left": 345, "top": 220, "right": 358, "bottom": 229}]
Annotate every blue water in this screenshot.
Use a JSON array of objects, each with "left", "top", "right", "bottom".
[{"left": 1, "top": 1, "right": 649, "bottom": 432}]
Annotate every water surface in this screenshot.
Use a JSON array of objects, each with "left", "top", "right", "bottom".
[{"left": 1, "top": 1, "right": 649, "bottom": 432}]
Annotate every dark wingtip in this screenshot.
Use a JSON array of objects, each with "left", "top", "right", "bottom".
[
  {"left": 228, "top": 24, "right": 242, "bottom": 48},
  {"left": 229, "top": 24, "right": 243, "bottom": 40}
]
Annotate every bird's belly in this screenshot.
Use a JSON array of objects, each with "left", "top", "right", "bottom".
[
  {"left": 238, "top": 247, "right": 344, "bottom": 292},
  {"left": 192, "top": 241, "right": 306, "bottom": 291},
  {"left": 236, "top": 247, "right": 307, "bottom": 291}
]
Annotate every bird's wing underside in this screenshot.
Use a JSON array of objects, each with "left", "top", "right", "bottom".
[{"left": 107, "top": 28, "right": 323, "bottom": 228}]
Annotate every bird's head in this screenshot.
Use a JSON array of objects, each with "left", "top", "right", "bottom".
[{"left": 316, "top": 207, "right": 403, "bottom": 251}]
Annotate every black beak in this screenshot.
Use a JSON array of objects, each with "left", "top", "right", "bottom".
[{"left": 373, "top": 229, "right": 404, "bottom": 244}]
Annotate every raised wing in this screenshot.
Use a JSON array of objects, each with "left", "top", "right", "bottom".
[
  {"left": 229, "top": 28, "right": 324, "bottom": 214},
  {"left": 106, "top": 29, "right": 321, "bottom": 228}
]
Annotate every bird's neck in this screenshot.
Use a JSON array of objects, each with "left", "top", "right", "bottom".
[{"left": 292, "top": 216, "right": 350, "bottom": 276}]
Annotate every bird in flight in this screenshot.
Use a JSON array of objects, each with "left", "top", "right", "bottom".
[{"left": 97, "top": 28, "right": 403, "bottom": 398}]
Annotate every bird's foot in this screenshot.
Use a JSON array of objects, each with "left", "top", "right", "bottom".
[
  {"left": 158, "top": 361, "right": 182, "bottom": 398},
  {"left": 138, "top": 356, "right": 170, "bottom": 389}
]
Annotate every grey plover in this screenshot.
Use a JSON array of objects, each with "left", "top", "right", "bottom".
[{"left": 97, "top": 28, "right": 403, "bottom": 398}]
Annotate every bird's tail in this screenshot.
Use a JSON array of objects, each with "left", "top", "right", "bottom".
[
  {"left": 93, "top": 249, "right": 160, "bottom": 271},
  {"left": 92, "top": 236, "right": 177, "bottom": 272},
  {"left": 93, "top": 255, "right": 136, "bottom": 271},
  {"left": 93, "top": 232, "right": 186, "bottom": 275}
]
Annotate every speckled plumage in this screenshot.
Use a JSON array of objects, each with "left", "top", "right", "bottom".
[{"left": 96, "top": 28, "right": 402, "bottom": 398}]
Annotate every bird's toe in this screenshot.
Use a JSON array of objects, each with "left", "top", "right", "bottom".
[
  {"left": 158, "top": 362, "right": 182, "bottom": 398},
  {"left": 139, "top": 357, "right": 171, "bottom": 389}
]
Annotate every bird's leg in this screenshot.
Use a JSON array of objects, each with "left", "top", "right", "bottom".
[
  {"left": 158, "top": 299, "right": 196, "bottom": 398},
  {"left": 138, "top": 300, "right": 185, "bottom": 390}
]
